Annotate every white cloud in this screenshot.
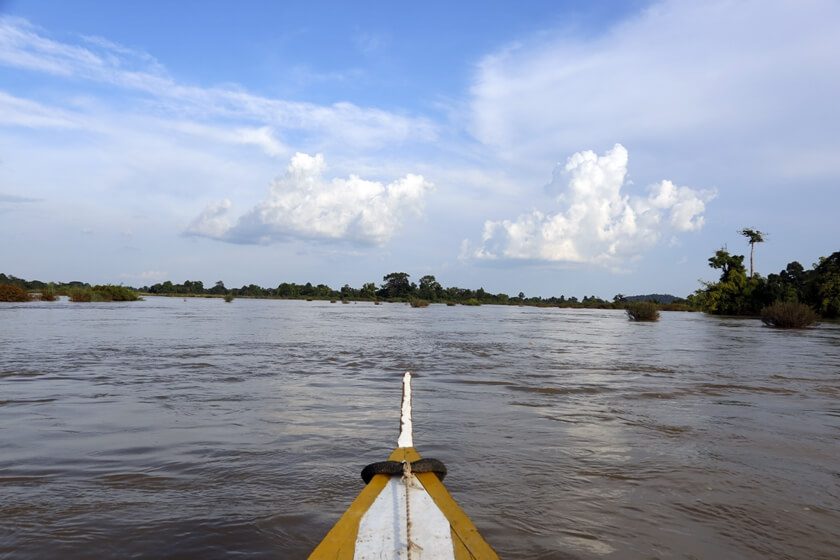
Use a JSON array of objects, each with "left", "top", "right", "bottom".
[
  {"left": 0, "top": 91, "right": 79, "bottom": 128},
  {"left": 185, "top": 199, "right": 233, "bottom": 238},
  {"left": 165, "top": 121, "right": 287, "bottom": 157},
  {"left": 470, "top": 144, "right": 714, "bottom": 266},
  {"left": 186, "top": 153, "right": 433, "bottom": 246},
  {"left": 0, "top": 17, "right": 437, "bottom": 149},
  {"left": 0, "top": 191, "right": 40, "bottom": 203},
  {"left": 119, "top": 270, "right": 167, "bottom": 283},
  {"left": 469, "top": 0, "right": 840, "bottom": 183}
]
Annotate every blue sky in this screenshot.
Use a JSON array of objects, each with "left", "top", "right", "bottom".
[{"left": 1, "top": 0, "right": 838, "bottom": 297}]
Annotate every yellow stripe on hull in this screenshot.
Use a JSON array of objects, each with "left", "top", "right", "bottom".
[
  {"left": 310, "top": 373, "right": 498, "bottom": 559},
  {"left": 309, "top": 447, "right": 498, "bottom": 559}
]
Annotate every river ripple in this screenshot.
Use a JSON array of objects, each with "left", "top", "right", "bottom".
[{"left": 1, "top": 297, "right": 839, "bottom": 559}]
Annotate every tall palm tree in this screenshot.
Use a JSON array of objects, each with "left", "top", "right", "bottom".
[{"left": 740, "top": 228, "right": 766, "bottom": 277}]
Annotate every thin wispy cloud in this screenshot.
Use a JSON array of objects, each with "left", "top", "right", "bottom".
[
  {"left": 0, "top": 191, "right": 41, "bottom": 203},
  {"left": 119, "top": 270, "right": 168, "bottom": 283},
  {"left": 0, "top": 91, "right": 79, "bottom": 129},
  {"left": 0, "top": 16, "right": 437, "bottom": 148},
  {"left": 186, "top": 152, "right": 434, "bottom": 246},
  {"left": 469, "top": 0, "right": 840, "bottom": 182}
]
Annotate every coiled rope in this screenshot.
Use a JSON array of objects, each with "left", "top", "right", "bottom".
[{"left": 360, "top": 458, "right": 447, "bottom": 484}]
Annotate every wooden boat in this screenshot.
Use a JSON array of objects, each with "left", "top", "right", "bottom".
[{"left": 309, "top": 372, "right": 499, "bottom": 559}]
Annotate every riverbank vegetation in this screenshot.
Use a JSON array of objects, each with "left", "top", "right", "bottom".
[
  {"left": 0, "top": 274, "right": 140, "bottom": 302},
  {"left": 688, "top": 229, "right": 838, "bottom": 326},
  {"left": 0, "top": 283, "right": 30, "bottom": 302},
  {"left": 5, "top": 238, "right": 836, "bottom": 323},
  {"left": 2, "top": 271, "right": 680, "bottom": 310},
  {"left": 136, "top": 274, "right": 683, "bottom": 310}
]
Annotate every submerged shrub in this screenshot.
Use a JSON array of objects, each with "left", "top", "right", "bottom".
[
  {"left": 224, "top": 293, "right": 234, "bottom": 303},
  {"left": 40, "top": 285, "right": 57, "bottom": 301},
  {"left": 410, "top": 299, "right": 429, "bottom": 308},
  {"left": 92, "top": 285, "right": 139, "bottom": 301},
  {"left": 69, "top": 287, "right": 93, "bottom": 302},
  {"left": 626, "top": 301, "right": 660, "bottom": 321},
  {"left": 0, "top": 284, "right": 30, "bottom": 302},
  {"left": 68, "top": 285, "right": 139, "bottom": 302},
  {"left": 761, "top": 301, "right": 818, "bottom": 329},
  {"left": 446, "top": 301, "right": 456, "bottom": 306}
]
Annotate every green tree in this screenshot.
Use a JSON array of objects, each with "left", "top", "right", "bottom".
[
  {"left": 276, "top": 282, "right": 299, "bottom": 298},
  {"left": 209, "top": 281, "right": 227, "bottom": 295},
  {"left": 183, "top": 280, "right": 204, "bottom": 294},
  {"left": 360, "top": 282, "right": 377, "bottom": 299},
  {"left": 418, "top": 275, "right": 442, "bottom": 301},
  {"left": 708, "top": 249, "right": 745, "bottom": 281},
  {"left": 810, "top": 252, "right": 840, "bottom": 317},
  {"left": 701, "top": 248, "right": 771, "bottom": 315},
  {"left": 240, "top": 284, "right": 265, "bottom": 297},
  {"left": 300, "top": 282, "right": 315, "bottom": 297},
  {"left": 703, "top": 249, "right": 752, "bottom": 314},
  {"left": 380, "top": 272, "right": 412, "bottom": 299},
  {"left": 314, "top": 284, "right": 334, "bottom": 297},
  {"left": 765, "top": 261, "right": 806, "bottom": 304},
  {"left": 739, "top": 228, "right": 766, "bottom": 277}
]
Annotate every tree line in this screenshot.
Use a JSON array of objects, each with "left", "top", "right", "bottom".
[
  {"left": 139, "top": 272, "right": 639, "bottom": 308},
  {"left": 0, "top": 274, "right": 139, "bottom": 302},
  {"left": 689, "top": 229, "right": 839, "bottom": 318}
]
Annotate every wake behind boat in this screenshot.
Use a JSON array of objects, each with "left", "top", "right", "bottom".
[{"left": 309, "top": 372, "right": 499, "bottom": 559}]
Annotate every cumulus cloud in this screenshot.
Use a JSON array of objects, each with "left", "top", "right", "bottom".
[
  {"left": 185, "top": 199, "right": 233, "bottom": 238},
  {"left": 470, "top": 144, "right": 714, "bottom": 266},
  {"left": 186, "top": 153, "right": 433, "bottom": 246}
]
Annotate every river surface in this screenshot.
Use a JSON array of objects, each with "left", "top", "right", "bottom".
[{"left": 1, "top": 296, "right": 839, "bottom": 559}]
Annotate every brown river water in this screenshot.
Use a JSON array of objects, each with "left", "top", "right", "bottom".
[{"left": 1, "top": 297, "right": 839, "bottom": 559}]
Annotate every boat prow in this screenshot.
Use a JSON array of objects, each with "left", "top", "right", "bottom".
[{"left": 309, "top": 372, "right": 499, "bottom": 559}]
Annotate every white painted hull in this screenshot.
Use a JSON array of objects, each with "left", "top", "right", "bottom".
[{"left": 309, "top": 373, "right": 498, "bottom": 560}]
